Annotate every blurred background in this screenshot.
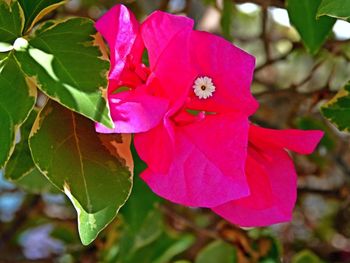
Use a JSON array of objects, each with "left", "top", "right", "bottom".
[{"left": 1, "top": 0, "right": 350, "bottom": 262}]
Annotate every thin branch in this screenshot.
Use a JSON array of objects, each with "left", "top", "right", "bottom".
[
  {"left": 298, "top": 187, "right": 343, "bottom": 198},
  {"left": 261, "top": 3, "right": 271, "bottom": 62},
  {"left": 159, "top": 0, "right": 170, "bottom": 11},
  {"left": 255, "top": 44, "right": 296, "bottom": 72},
  {"left": 290, "top": 60, "right": 325, "bottom": 90},
  {"left": 160, "top": 204, "right": 220, "bottom": 240},
  {"left": 255, "top": 59, "right": 326, "bottom": 97}
]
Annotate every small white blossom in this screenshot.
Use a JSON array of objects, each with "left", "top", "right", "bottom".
[
  {"left": 193, "top": 76, "right": 216, "bottom": 99},
  {"left": 13, "top": 37, "right": 28, "bottom": 51}
]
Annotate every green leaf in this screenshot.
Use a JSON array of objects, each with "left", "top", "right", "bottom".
[
  {"left": 123, "top": 233, "right": 194, "bottom": 263},
  {"left": 14, "top": 18, "right": 113, "bottom": 128},
  {"left": 121, "top": 180, "right": 162, "bottom": 250},
  {"left": 0, "top": 51, "right": 8, "bottom": 62},
  {"left": 122, "top": 145, "right": 162, "bottom": 232},
  {"left": 4, "top": 106, "right": 57, "bottom": 194},
  {"left": 220, "top": 0, "right": 234, "bottom": 41},
  {"left": 287, "top": 0, "right": 336, "bottom": 54},
  {"left": 113, "top": 148, "right": 193, "bottom": 263},
  {"left": 18, "top": 0, "right": 66, "bottom": 32},
  {"left": 317, "top": 0, "right": 350, "bottom": 21},
  {"left": 195, "top": 240, "right": 237, "bottom": 263},
  {"left": 292, "top": 250, "right": 324, "bottom": 263},
  {"left": 16, "top": 168, "right": 57, "bottom": 194},
  {"left": 117, "top": 208, "right": 163, "bottom": 262},
  {"left": 0, "top": 54, "right": 37, "bottom": 168},
  {"left": 152, "top": 235, "right": 195, "bottom": 263},
  {"left": 0, "top": 104, "right": 14, "bottom": 168},
  {"left": 29, "top": 100, "right": 133, "bottom": 245},
  {"left": 0, "top": 0, "right": 24, "bottom": 44},
  {"left": 5, "top": 109, "right": 38, "bottom": 181},
  {"left": 321, "top": 82, "right": 350, "bottom": 132},
  {"left": 4, "top": 108, "right": 55, "bottom": 194},
  {"left": 115, "top": 150, "right": 163, "bottom": 261}
]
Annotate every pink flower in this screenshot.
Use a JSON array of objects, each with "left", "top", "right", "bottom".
[
  {"left": 95, "top": 5, "right": 169, "bottom": 133},
  {"left": 134, "top": 11, "right": 259, "bottom": 207},
  {"left": 212, "top": 125, "right": 324, "bottom": 226},
  {"left": 95, "top": 5, "right": 324, "bottom": 226}
]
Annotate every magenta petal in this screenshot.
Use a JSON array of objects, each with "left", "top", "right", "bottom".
[
  {"left": 144, "top": 27, "right": 258, "bottom": 115},
  {"left": 141, "top": 11, "right": 194, "bottom": 69},
  {"left": 147, "top": 29, "right": 196, "bottom": 108},
  {"left": 135, "top": 113, "right": 250, "bottom": 208},
  {"left": 187, "top": 31, "right": 258, "bottom": 116},
  {"left": 95, "top": 89, "right": 169, "bottom": 134},
  {"left": 249, "top": 125, "right": 324, "bottom": 154},
  {"left": 95, "top": 4, "right": 142, "bottom": 84},
  {"left": 212, "top": 143, "right": 297, "bottom": 227},
  {"left": 134, "top": 121, "right": 175, "bottom": 173}
]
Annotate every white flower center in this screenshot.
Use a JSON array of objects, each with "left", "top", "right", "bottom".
[{"left": 193, "top": 76, "right": 216, "bottom": 99}]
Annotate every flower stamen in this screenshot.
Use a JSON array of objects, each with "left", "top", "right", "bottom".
[{"left": 193, "top": 76, "right": 215, "bottom": 99}]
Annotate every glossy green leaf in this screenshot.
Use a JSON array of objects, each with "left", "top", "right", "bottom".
[
  {"left": 292, "top": 250, "right": 324, "bottom": 263},
  {"left": 5, "top": 109, "right": 38, "bottom": 181},
  {"left": 321, "top": 82, "right": 350, "bottom": 132},
  {"left": 29, "top": 101, "right": 133, "bottom": 245},
  {"left": 317, "top": 0, "right": 350, "bottom": 21},
  {"left": 0, "top": 54, "right": 37, "bottom": 168},
  {"left": 287, "top": 0, "right": 336, "bottom": 54},
  {"left": 14, "top": 18, "right": 113, "bottom": 128},
  {"left": 195, "top": 240, "right": 237, "bottom": 263},
  {"left": 0, "top": 0, "right": 24, "bottom": 44},
  {"left": 18, "top": 0, "right": 66, "bottom": 32}
]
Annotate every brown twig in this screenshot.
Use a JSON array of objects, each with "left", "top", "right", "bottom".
[
  {"left": 159, "top": 0, "right": 170, "bottom": 11},
  {"left": 290, "top": 60, "right": 325, "bottom": 90},
  {"left": 160, "top": 204, "right": 220, "bottom": 240},
  {"left": 255, "top": 44, "right": 296, "bottom": 72},
  {"left": 261, "top": 3, "right": 271, "bottom": 62}
]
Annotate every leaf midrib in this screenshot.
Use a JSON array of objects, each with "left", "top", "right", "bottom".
[{"left": 71, "top": 112, "right": 92, "bottom": 213}]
